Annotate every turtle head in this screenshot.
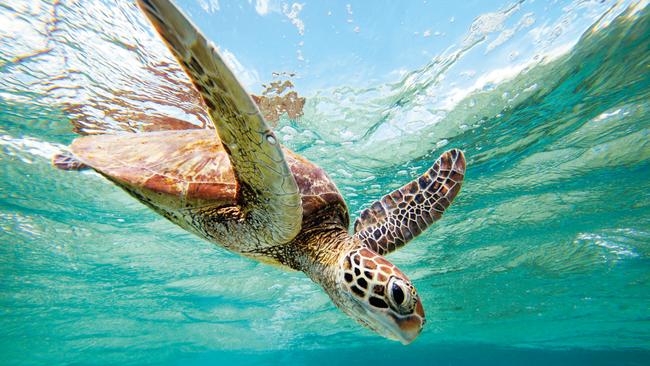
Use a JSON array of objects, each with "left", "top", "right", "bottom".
[{"left": 334, "top": 247, "right": 425, "bottom": 344}]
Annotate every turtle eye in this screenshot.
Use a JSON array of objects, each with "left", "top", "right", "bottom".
[
  {"left": 391, "top": 282, "right": 405, "bottom": 305},
  {"left": 388, "top": 277, "right": 413, "bottom": 313}
]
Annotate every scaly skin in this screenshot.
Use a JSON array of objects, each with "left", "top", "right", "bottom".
[{"left": 277, "top": 225, "right": 426, "bottom": 344}]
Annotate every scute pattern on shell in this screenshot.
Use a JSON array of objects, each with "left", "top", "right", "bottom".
[
  {"left": 69, "top": 129, "right": 348, "bottom": 234},
  {"left": 353, "top": 149, "right": 466, "bottom": 255},
  {"left": 70, "top": 130, "right": 237, "bottom": 207}
]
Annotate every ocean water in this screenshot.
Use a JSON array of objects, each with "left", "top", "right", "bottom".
[{"left": 1, "top": 0, "right": 649, "bottom": 365}]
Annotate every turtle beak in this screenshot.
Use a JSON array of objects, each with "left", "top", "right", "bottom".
[
  {"left": 393, "top": 298, "right": 425, "bottom": 344},
  {"left": 361, "top": 296, "right": 425, "bottom": 345}
]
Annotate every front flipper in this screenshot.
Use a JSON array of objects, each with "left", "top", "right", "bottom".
[
  {"left": 354, "top": 149, "right": 466, "bottom": 255},
  {"left": 138, "top": 0, "right": 302, "bottom": 248}
]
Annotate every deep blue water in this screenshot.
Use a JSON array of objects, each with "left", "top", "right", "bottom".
[{"left": 1, "top": 0, "right": 649, "bottom": 365}]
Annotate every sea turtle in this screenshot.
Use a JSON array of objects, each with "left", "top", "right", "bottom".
[{"left": 53, "top": 0, "right": 466, "bottom": 344}]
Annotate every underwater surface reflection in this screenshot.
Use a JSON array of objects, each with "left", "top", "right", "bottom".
[{"left": 0, "top": 0, "right": 649, "bottom": 364}]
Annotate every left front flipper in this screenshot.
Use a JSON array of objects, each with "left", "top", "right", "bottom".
[
  {"left": 137, "top": 0, "right": 303, "bottom": 249},
  {"left": 354, "top": 149, "right": 466, "bottom": 255}
]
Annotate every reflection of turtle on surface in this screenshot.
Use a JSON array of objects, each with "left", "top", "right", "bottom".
[
  {"left": 251, "top": 77, "right": 306, "bottom": 126},
  {"left": 53, "top": 0, "right": 465, "bottom": 344}
]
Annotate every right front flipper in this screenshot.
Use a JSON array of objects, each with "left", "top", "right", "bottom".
[
  {"left": 137, "top": 0, "right": 302, "bottom": 249},
  {"left": 354, "top": 149, "right": 466, "bottom": 255}
]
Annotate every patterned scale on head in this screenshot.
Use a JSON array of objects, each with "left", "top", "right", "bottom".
[{"left": 335, "top": 247, "right": 425, "bottom": 344}]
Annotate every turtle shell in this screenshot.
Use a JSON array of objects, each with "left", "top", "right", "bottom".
[{"left": 69, "top": 129, "right": 349, "bottom": 228}]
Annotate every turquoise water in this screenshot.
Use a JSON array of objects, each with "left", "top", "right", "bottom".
[{"left": 1, "top": 0, "right": 649, "bottom": 365}]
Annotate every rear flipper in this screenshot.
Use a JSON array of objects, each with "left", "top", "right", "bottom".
[{"left": 52, "top": 151, "right": 89, "bottom": 171}]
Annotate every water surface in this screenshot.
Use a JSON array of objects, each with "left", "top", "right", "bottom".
[{"left": 1, "top": 0, "right": 649, "bottom": 364}]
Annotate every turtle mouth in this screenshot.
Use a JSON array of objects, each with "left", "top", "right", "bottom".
[
  {"left": 392, "top": 313, "right": 425, "bottom": 344},
  {"left": 377, "top": 312, "right": 424, "bottom": 345},
  {"left": 355, "top": 299, "right": 425, "bottom": 345}
]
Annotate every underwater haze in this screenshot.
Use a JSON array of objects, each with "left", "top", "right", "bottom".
[{"left": 1, "top": 0, "right": 649, "bottom": 365}]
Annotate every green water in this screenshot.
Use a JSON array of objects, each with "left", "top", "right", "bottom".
[{"left": 1, "top": 0, "right": 649, "bottom": 365}]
